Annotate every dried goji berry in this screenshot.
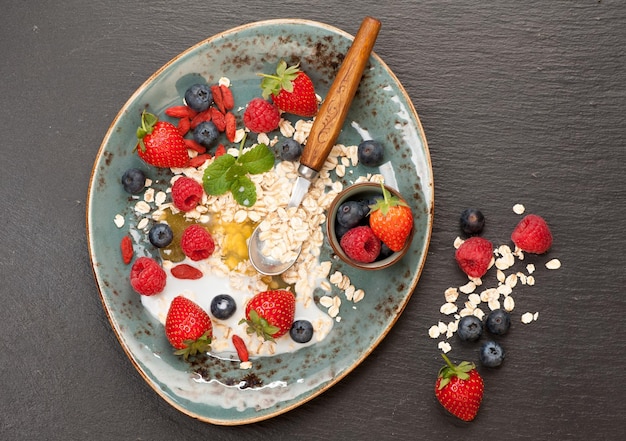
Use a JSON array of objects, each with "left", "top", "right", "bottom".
[
  {"left": 184, "top": 138, "right": 206, "bottom": 153},
  {"left": 120, "top": 235, "right": 134, "bottom": 265},
  {"left": 210, "top": 107, "right": 226, "bottom": 131},
  {"left": 211, "top": 84, "right": 225, "bottom": 114},
  {"left": 215, "top": 144, "right": 227, "bottom": 157},
  {"left": 190, "top": 108, "right": 212, "bottom": 129},
  {"left": 219, "top": 84, "right": 235, "bottom": 110},
  {"left": 177, "top": 117, "right": 191, "bottom": 136},
  {"left": 225, "top": 112, "right": 236, "bottom": 143},
  {"left": 170, "top": 263, "right": 203, "bottom": 280},
  {"left": 232, "top": 335, "right": 249, "bottom": 362},
  {"left": 165, "top": 105, "right": 197, "bottom": 119},
  {"left": 187, "top": 153, "right": 212, "bottom": 168}
]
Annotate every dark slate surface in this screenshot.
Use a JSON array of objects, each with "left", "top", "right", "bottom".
[{"left": 2, "top": 1, "right": 625, "bottom": 440}]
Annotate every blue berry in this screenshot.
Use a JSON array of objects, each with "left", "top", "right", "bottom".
[
  {"left": 378, "top": 242, "right": 394, "bottom": 260},
  {"left": 479, "top": 340, "right": 505, "bottom": 367},
  {"left": 460, "top": 208, "right": 485, "bottom": 235},
  {"left": 279, "top": 138, "right": 303, "bottom": 161},
  {"left": 148, "top": 223, "right": 173, "bottom": 248},
  {"left": 193, "top": 121, "right": 219, "bottom": 147},
  {"left": 210, "top": 294, "right": 237, "bottom": 320},
  {"left": 457, "top": 315, "right": 483, "bottom": 342},
  {"left": 337, "top": 200, "right": 368, "bottom": 228},
  {"left": 184, "top": 84, "right": 213, "bottom": 112},
  {"left": 357, "top": 140, "right": 384, "bottom": 167},
  {"left": 121, "top": 168, "right": 146, "bottom": 194},
  {"left": 289, "top": 320, "right": 314, "bottom": 343},
  {"left": 485, "top": 309, "right": 511, "bottom": 335}
]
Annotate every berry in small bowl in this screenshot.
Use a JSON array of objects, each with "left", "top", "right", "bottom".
[{"left": 326, "top": 182, "right": 414, "bottom": 270}]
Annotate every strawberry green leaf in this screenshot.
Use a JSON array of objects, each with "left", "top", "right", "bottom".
[{"left": 230, "top": 175, "right": 257, "bottom": 207}]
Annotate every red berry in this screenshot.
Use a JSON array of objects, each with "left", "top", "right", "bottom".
[
  {"left": 180, "top": 224, "right": 215, "bottom": 261},
  {"left": 215, "top": 144, "right": 227, "bottom": 157},
  {"left": 511, "top": 214, "right": 553, "bottom": 254},
  {"left": 171, "top": 263, "right": 203, "bottom": 280},
  {"left": 171, "top": 176, "right": 204, "bottom": 212},
  {"left": 187, "top": 153, "right": 211, "bottom": 168},
  {"left": 120, "top": 235, "right": 134, "bottom": 265},
  {"left": 243, "top": 98, "right": 281, "bottom": 133},
  {"left": 455, "top": 236, "right": 493, "bottom": 278},
  {"left": 210, "top": 107, "right": 226, "bottom": 131},
  {"left": 220, "top": 84, "right": 235, "bottom": 110},
  {"left": 165, "top": 105, "right": 197, "bottom": 119},
  {"left": 339, "top": 226, "right": 382, "bottom": 263},
  {"left": 129, "top": 256, "right": 166, "bottom": 296},
  {"left": 232, "top": 334, "right": 249, "bottom": 362},
  {"left": 225, "top": 112, "right": 236, "bottom": 142},
  {"left": 165, "top": 296, "right": 213, "bottom": 359},
  {"left": 211, "top": 84, "right": 226, "bottom": 114}
]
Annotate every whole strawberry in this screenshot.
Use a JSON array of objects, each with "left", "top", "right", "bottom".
[
  {"left": 136, "top": 110, "right": 189, "bottom": 168},
  {"left": 239, "top": 290, "right": 296, "bottom": 341},
  {"left": 369, "top": 184, "right": 414, "bottom": 252},
  {"left": 165, "top": 296, "right": 213, "bottom": 359},
  {"left": 455, "top": 236, "right": 494, "bottom": 278},
  {"left": 260, "top": 60, "right": 318, "bottom": 117},
  {"left": 435, "top": 354, "right": 484, "bottom": 422},
  {"left": 511, "top": 214, "right": 553, "bottom": 254}
]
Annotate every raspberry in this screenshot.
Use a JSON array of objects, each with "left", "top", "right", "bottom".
[
  {"left": 339, "top": 226, "right": 382, "bottom": 263},
  {"left": 455, "top": 236, "right": 493, "bottom": 278},
  {"left": 129, "top": 257, "right": 166, "bottom": 296},
  {"left": 171, "top": 176, "right": 204, "bottom": 212},
  {"left": 243, "top": 98, "right": 281, "bottom": 133},
  {"left": 180, "top": 224, "right": 215, "bottom": 261},
  {"left": 511, "top": 214, "right": 552, "bottom": 254}
]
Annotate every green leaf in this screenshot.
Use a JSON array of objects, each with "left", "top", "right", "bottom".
[
  {"left": 230, "top": 176, "right": 257, "bottom": 207},
  {"left": 225, "top": 162, "right": 248, "bottom": 181},
  {"left": 239, "top": 143, "right": 275, "bottom": 174},
  {"left": 202, "top": 154, "right": 236, "bottom": 195}
]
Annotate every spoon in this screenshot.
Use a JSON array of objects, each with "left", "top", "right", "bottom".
[{"left": 249, "top": 17, "right": 381, "bottom": 275}]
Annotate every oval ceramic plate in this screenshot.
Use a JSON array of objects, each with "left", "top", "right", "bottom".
[{"left": 87, "top": 19, "right": 433, "bottom": 425}]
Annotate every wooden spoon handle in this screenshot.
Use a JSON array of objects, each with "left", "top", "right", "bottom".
[{"left": 299, "top": 16, "right": 381, "bottom": 173}]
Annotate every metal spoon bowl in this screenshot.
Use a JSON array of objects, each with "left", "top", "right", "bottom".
[{"left": 248, "top": 227, "right": 303, "bottom": 276}]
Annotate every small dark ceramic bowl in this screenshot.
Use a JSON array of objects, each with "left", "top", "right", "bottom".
[{"left": 326, "top": 182, "right": 415, "bottom": 270}]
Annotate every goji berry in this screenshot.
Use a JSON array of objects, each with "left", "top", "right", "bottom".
[
  {"left": 211, "top": 84, "right": 225, "bottom": 114},
  {"left": 184, "top": 138, "right": 207, "bottom": 154},
  {"left": 190, "top": 108, "right": 212, "bottom": 129},
  {"left": 170, "top": 263, "right": 203, "bottom": 280},
  {"left": 177, "top": 117, "right": 191, "bottom": 136},
  {"left": 210, "top": 107, "right": 226, "bottom": 131},
  {"left": 225, "top": 112, "right": 237, "bottom": 142},
  {"left": 187, "top": 153, "right": 212, "bottom": 168},
  {"left": 215, "top": 144, "right": 227, "bottom": 157},
  {"left": 165, "top": 105, "right": 197, "bottom": 119},
  {"left": 120, "top": 235, "right": 134, "bottom": 265},
  {"left": 219, "top": 84, "right": 235, "bottom": 110},
  {"left": 232, "top": 334, "right": 249, "bottom": 362}
]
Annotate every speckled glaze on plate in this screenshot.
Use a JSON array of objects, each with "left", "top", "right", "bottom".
[{"left": 86, "top": 19, "right": 433, "bottom": 425}]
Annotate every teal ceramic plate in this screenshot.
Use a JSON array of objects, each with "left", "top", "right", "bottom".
[{"left": 87, "top": 19, "right": 433, "bottom": 425}]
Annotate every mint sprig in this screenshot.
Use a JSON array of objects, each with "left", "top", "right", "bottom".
[{"left": 202, "top": 137, "right": 274, "bottom": 207}]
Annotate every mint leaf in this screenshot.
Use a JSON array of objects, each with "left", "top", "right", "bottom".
[
  {"left": 225, "top": 162, "right": 248, "bottom": 181},
  {"left": 239, "top": 143, "right": 275, "bottom": 175},
  {"left": 203, "top": 154, "right": 236, "bottom": 195},
  {"left": 230, "top": 176, "right": 257, "bottom": 207}
]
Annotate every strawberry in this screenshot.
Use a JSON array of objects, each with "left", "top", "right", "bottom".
[
  {"left": 455, "top": 236, "right": 494, "bottom": 278},
  {"left": 239, "top": 290, "right": 295, "bottom": 341},
  {"left": 260, "top": 60, "right": 318, "bottom": 117},
  {"left": 435, "top": 354, "right": 484, "bottom": 422},
  {"left": 165, "top": 296, "right": 213, "bottom": 359},
  {"left": 511, "top": 214, "right": 553, "bottom": 254},
  {"left": 136, "top": 111, "right": 189, "bottom": 168},
  {"left": 368, "top": 184, "right": 414, "bottom": 252}
]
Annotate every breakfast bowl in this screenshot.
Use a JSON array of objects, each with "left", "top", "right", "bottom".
[{"left": 326, "top": 181, "right": 415, "bottom": 270}]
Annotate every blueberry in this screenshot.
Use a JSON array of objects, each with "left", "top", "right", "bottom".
[
  {"left": 479, "top": 340, "right": 505, "bottom": 367},
  {"left": 279, "top": 138, "right": 303, "bottom": 161},
  {"left": 337, "top": 200, "right": 368, "bottom": 228},
  {"left": 378, "top": 242, "right": 395, "bottom": 260},
  {"left": 457, "top": 315, "right": 483, "bottom": 342},
  {"left": 210, "top": 294, "right": 237, "bottom": 320},
  {"left": 193, "top": 121, "right": 219, "bottom": 147},
  {"left": 148, "top": 223, "right": 173, "bottom": 248},
  {"left": 334, "top": 222, "right": 352, "bottom": 240},
  {"left": 460, "top": 208, "right": 485, "bottom": 235},
  {"left": 184, "top": 84, "right": 213, "bottom": 112},
  {"left": 289, "top": 320, "right": 314, "bottom": 343},
  {"left": 485, "top": 309, "right": 511, "bottom": 335},
  {"left": 357, "top": 140, "right": 384, "bottom": 167},
  {"left": 121, "top": 168, "right": 146, "bottom": 194}
]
